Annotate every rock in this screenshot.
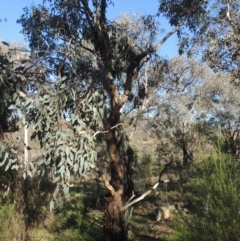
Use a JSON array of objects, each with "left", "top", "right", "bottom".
[{"left": 155, "top": 206, "right": 170, "bottom": 221}]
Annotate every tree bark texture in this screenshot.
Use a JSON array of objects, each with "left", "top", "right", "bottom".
[
  {"left": 101, "top": 77, "right": 136, "bottom": 240},
  {"left": 103, "top": 194, "right": 127, "bottom": 241},
  {"left": 103, "top": 114, "right": 129, "bottom": 241}
]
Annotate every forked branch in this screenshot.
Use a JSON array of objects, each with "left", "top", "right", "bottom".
[
  {"left": 89, "top": 163, "right": 116, "bottom": 197},
  {"left": 92, "top": 123, "right": 123, "bottom": 137}
]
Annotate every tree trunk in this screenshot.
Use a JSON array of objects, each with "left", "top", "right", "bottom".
[
  {"left": 183, "top": 147, "right": 189, "bottom": 167},
  {"left": 101, "top": 86, "right": 135, "bottom": 240},
  {"left": 101, "top": 100, "right": 128, "bottom": 240},
  {"left": 99, "top": 49, "right": 136, "bottom": 241},
  {"left": 103, "top": 193, "right": 127, "bottom": 241},
  {"left": 103, "top": 128, "right": 128, "bottom": 241}
]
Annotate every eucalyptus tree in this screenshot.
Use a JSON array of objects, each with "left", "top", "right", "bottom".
[
  {"left": 172, "top": 0, "right": 240, "bottom": 82},
  {"left": 153, "top": 56, "right": 214, "bottom": 167},
  {"left": 197, "top": 72, "right": 240, "bottom": 157},
  {"left": 0, "top": 0, "right": 210, "bottom": 240}
]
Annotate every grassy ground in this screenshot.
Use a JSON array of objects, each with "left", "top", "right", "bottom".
[
  {"left": 22, "top": 176, "right": 187, "bottom": 241},
  {"left": 0, "top": 124, "right": 187, "bottom": 240}
]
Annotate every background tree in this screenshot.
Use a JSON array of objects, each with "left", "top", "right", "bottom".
[
  {"left": 173, "top": 0, "right": 240, "bottom": 82},
  {"left": 196, "top": 72, "right": 240, "bottom": 158},
  {"left": 151, "top": 56, "right": 211, "bottom": 166}
]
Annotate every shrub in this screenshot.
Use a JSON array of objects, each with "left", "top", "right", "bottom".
[
  {"left": 137, "top": 154, "right": 153, "bottom": 185},
  {"left": 51, "top": 195, "right": 92, "bottom": 241},
  {"left": 0, "top": 201, "right": 26, "bottom": 241},
  {"left": 172, "top": 145, "right": 240, "bottom": 241}
]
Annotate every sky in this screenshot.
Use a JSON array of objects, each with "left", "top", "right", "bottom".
[{"left": 0, "top": 0, "right": 179, "bottom": 58}]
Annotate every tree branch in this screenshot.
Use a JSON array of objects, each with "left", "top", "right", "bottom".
[
  {"left": 92, "top": 123, "right": 123, "bottom": 137},
  {"left": 137, "top": 18, "right": 187, "bottom": 62},
  {"left": 80, "top": 0, "right": 95, "bottom": 25},
  {"left": 226, "top": 3, "right": 238, "bottom": 33},
  {"left": 100, "top": 0, "right": 107, "bottom": 23},
  {"left": 121, "top": 182, "right": 159, "bottom": 211},
  {"left": 89, "top": 163, "right": 116, "bottom": 196},
  {"left": 121, "top": 18, "right": 187, "bottom": 106}
]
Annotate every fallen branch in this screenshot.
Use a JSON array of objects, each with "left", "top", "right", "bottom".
[{"left": 121, "top": 182, "right": 159, "bottom": 211}]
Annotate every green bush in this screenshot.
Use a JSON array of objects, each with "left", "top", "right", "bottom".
[
  {"left": 51, "top": 195, "right": 92, "bottom": 241},
  {"left": 0, "top": 201, "right": 26, "bottom": 241},
  {"left": 137, "top": 154, "right": 153, "bottom": 185},
  {"left": 172, "top": 146, "right": 240, "bottom": 241}
]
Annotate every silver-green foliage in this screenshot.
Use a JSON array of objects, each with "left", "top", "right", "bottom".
[{"left": 0, "top": 42, "right": 107, "bottom": 208}]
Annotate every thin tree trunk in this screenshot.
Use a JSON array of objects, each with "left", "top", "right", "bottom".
[{"left": 183, "top": 147, "right": 189, "bottom": 167}]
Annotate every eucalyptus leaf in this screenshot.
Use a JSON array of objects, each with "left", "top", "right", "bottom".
[
  {"left": 19, "top": 90, "right": 26, "bottom": 98},
  {"left": 53, "top": 182, "right": 60, "bottom": 200},
  {"left": 11, "top": 164, "right": 20, "bottom": 170},
  {"left": 2, "top": 41, "right": 9, "bottom": 46},
  {"left": 8, "top": 104, "right": 16, "bottom": 110},
  {"left": 50, "top": 199, "right": 55, "bottom": 212}
]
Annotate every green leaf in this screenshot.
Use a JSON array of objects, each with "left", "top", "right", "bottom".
[
  {"left": 5, "top": 159, "right": 11, "bottom": 171},
  {"left": 41, "top": 169, "right": 45, "bottom": 177},
  {"left": 59, "top": 165, "right": 65, "bottom": 179},
  {"left": 19, "top": 90, "right": 26, "bottom": 98},
  {"left": 66, "top": 146, "right": 70, "bottom": 156},
  {"left": 3, "top": 92, "right": 10, "bottom": 100},
  {"left": 58, "top": 196, "right": 64, "bottom": 209},
  {"left": 50, "top": 199, "right": 55, "bottom": 212},
  {"left": 10, "top": 158, "right": 17, "bottom": 163},
  {"left": 66, "top": 155, "right": 73, "bottom": 166},
  {"left": 58, "top": 158, "right": 65, "bottom": 167},
  {"left": 2, "top": 41, "right": 9, "bottom": 46},
  {"left": 53, "top": 176, "right": 60, "bottom": 183},
  {"left": 79, "top": 156, "right": 84, "bottom": 174},
  {"left": 74, "top": 163, "right": 78, "bottom": 172},
  {"left": 0, "top": 148, "right": 3, "bottom": 158},
  {"left": 46, "top": 155, "right": 51, "bottom": 165},
  {"left": 3, "top": 152, "right": 9, "bottom": 163},
  {"left": 29, "top": 161, "right": 34, "bottom": 169},
  {"left": 37, "top": 159, "right": 45, "bottom": 166},
  {"left": 53, "top": 182, "right": 60, "bottom": 200},
  {"left": 15, "top": 66, "right": 25, "bottom": 72},
  {"left": 25, "top": 98, "right": 33, "bottom": 108},
  {"left": 69, "top": 151, "right": 74, "bottom": 162},
  {"left": 27, "top": 170, "right": 33, "bottom": 178},
  {"left": 57, "top": 140, "right": 65, "bottom": 146},
  {"left": 17, "top": 108, "right": 22, "bottom": 119},
  {"left": 61, "top": 75, "right": 67, "bottom": 81},
  {"left": 8, "top": 104, "right": 16, "bottom": 110},
  {"left": 66, "top": 168, "right": 70, "bottom": 179},
  {"left": 97, "top": 100, "right": 103, "bottom": 107},
  {"left": 10, "top": 148, "right": 18, "bottom": 154},
  {"left": 11, "top": 164, "right": 20, "bottom": 170},
  {"left": 70, "top": 88, "right": 75, "bottom": 100},
  {"left": 62, "top": 183, "right": 69, "bottom": 196},
  {"left": 0, "top": 154, "right": 7, "bottom": 166}
]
